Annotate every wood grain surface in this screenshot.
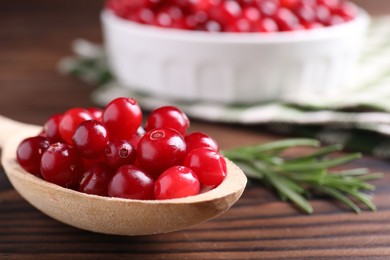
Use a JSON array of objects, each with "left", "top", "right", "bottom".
[{"left": 1, "top": 0, "right": 390, "bottom": 259}]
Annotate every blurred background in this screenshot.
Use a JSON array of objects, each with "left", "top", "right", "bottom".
[{"left": 0, "top": 0, "right": 387, "bottom": 123}]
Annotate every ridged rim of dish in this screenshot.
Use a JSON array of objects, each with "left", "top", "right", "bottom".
[{"left": 101, "top": 8, "right": 370, "bottom": 44}]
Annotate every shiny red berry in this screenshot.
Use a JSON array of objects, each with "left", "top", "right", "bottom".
[
  {"left": 40, "top": 143, "right": 84, "bottom": 189},
  {"left": 185, "top": 132, "right": 219, "bottom": 153},
  {"left": 184, "top": 148, "right": 227, "bottom": 187},
  {"left": 16, "top": 136, "right": 50, "bottom": 177},
  {"left": 154, "top": 166, "right": 200, "bottom": 200},
  {"left": 43, "top": 113, "right": 63, "bottom": 142},
  {"left": 87, "top": 107, "right": 103, "bottom": 122},
  {"left": 104, "top": 139, "right": 136, "bottom": 169},
  {"left": 274, "top": 7, "right": 299, "bottom": 31},
  {"left": 59, "top": 108, "right": 93, "bottom": 144},
  {"left": 103, "top": 97, "right": 142, "bottom": 141},
  {"left": 108, "top": 165, "right": 154, "bottom": 200},
  {"left": 336, "top": 1, "right": 358, "bottom": 21},
  {"left": 137, "top": 128, "right": 186, "bottom": 178},
  {"left": 145, "top": 106, "right": 189, "bottom": 135},
  {"left": 79, "top": 163, "right": 114, "bottom": 196},
  {"left": 256, "top": 17, "right": 278, "bottom": 32},
  {"left": 72, "top": 120, "right": 109, "bottom": 159}
]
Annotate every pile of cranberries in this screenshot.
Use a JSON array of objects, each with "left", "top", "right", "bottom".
[
  {"left": 106, "top": 0, "right": 358, "bottom": 33},
  {"left": 16, "top": 97, "right": 226, "bottom": 200}
]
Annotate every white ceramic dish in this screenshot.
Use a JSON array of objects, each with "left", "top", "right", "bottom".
[{"left": 101, "top": 9, "right": 369, "bottom": 104}]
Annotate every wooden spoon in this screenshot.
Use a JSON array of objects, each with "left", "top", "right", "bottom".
[{"left": 0, "top": 115, "right": 247, "bottom": 236}]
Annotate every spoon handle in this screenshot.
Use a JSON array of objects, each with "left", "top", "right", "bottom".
[{"left": 0, "top": 115, "right": 32, "bottom": 148}]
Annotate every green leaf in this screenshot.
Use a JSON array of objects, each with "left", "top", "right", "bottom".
[
  {"left": 222, "top": 138, "right": 381, "bottom": 214},
  {"left": 318, "top": 186, "right": 361, "bottom": 213}
]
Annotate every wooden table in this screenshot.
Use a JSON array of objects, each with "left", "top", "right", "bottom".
[{"left": 1, "top": 1, "right": 390, "bottom": 258}]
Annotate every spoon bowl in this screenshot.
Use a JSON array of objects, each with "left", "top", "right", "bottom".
[{"left": 0, "top": 116, "right": 247, "bottom": 236}]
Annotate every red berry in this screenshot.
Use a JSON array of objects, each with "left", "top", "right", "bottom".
[
  {"left": 185, "top": 132, "right": 219, "bottom": 153},
  {"left": 104, "top": 139, "right": 137, "bottom": 169},
  {"left": 293, "top": 2, "right": 315, "bottom": 23},
  {"left": 108, "top": 165, "right": 154, "bottom": 200},
  {"left": 315, "top": 4, "right": 331, "bottom": 24},
  {"left": 43, "top": 113, "right": 63, "bottom": 142},
  {"left": 274, "top": 7, "right": 299, "bottom": 31},
  {"left": 243, "top": 6, "right": 261, "bottom": 22},
  {"left": 79, "top": 163, "right": 114, "bottom": 196},
  {"left": 145, "top": 106, "right": 189, "bottom": 135},
  {"left": 83, "top": 154, "right": 107, "bottom": 171},
  {"left": 40, "top": 143, "right": 84, "bottom": 189},
  {"left": 317, "top": 0, "right": 340, "bottom": 11},
  {"left": 103, "top": 97, "right": 142, "bottom": 141},
  {"left": 137, "top": 128, "right": 186, "bottom": 178},
  {"left": 87, "top": 107, "right": 103, "bottom": 122},
  {"left": 59, "top": 108, "right": 93, "bottom": 144},
  {"left": 184, "top": 148, "right": 227, "bottom": 187},
  {"left": 16, "top": 136, "right": 50, "bottom": 177},
  {"left": 336, "top": 1, "right": 358, "bottom": 21},
  {"left": 280, "top": 0, "right": 300, "bottom": 9},
  {"left": 72, "top": 120, "right": 109, "bottom": 159},
  {"left": 226, "top": 17, "right": 252, "bottom": 32},
  {"left": 210, "top": 0, "right": 242, "bottom": 25},
  {"left": 257, "top": 0, "right": 278, "bottom": 17},
  {"left": 256, "top": 17, "right": 278, "bottom": 32},
  {"left": 154, "top": 166, "right": 200, "bottom": 200}
]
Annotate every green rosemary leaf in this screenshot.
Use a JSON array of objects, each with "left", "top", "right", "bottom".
[
  {"left": 263, "top": 171, "right": 313, "bottom": 214},
  {"left": 355, "top": 172, "right": 384, "bottom": 181},
  {"left": 331, "top": 168, "right": 370, "bottom": 176},
  {"left": 317, "top": 186, "right": 361, "bottom": 213},
  {"left": 337, "top": 188, "right": 376, "bottom": 211},
  {"left": 286, "top": 144, "right": 343, "bottom": 163},
  {"left": 277, "top": 153, "right": 361, "bottom": 172},
  {"left": 223, "top": 138, "right": 381, "bottom": 214}
]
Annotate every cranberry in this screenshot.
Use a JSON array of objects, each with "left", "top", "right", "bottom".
[
  {"left": 83, "top": 154, "right": 107, "bottom": 170},
  {"left": 104, "top": 139, "right": 137, "bottom": 169},
  {"left": 274, "top": 7, "right": 299, "bottom": 31},
  {"left": 328, "top": 14, "right": 345, "bottom": 26},
  {"left": 137, "top": 128, "right": 186, "bottom": 178},
  {"left": 257, "top": 0, "right": 278, "bottom": 17},
  {"left": 107, "top": 0, "right": 358, "bottom": 32},
  {"left": 72, "top": 120, "right": 109, "bottom": 159},
  {"left": 43, "top": 114, "right": 63, "bottom": 142},
  {"left": 315, "top": 4, "right": 331, "bottom": 24},
  {"left": 40, "top": 143, "right": 84, "bottom": 189},
  {"left": 145, "top": 106, "right": 189, "bottom": 135},
  {"left": 192, "top": 0, "right": 223, "bottom": 12},
  {"left": 184, "top": 148, "right": 227, "bottom": 187},
  {"left": 87, "top": 107, "right": 103, "bottom": 122},
  {"left": 256, "top": 17, "right": 278, "bottom": 32},
  {"left": 203, "top": 20, "right": 223, "bottom": 32},
  {"left": 103, "top": 97, "right": 142, "bottom": 141},
  {"left": 108, "top": 165, "right": 154, "bottom": 200},
  {"left": 137, "top": 8, "right": 156, "bottom": 24},
  {"left": 243, "top": 6, "right": 261, "bottom": 22},
  {"left": 185, "top": 132, "right": 219, "bottom": 153},
  {"left": 336, "top": 1, "right": 358, "bottom": 21},
  {"left": 79, "top": 163, "right": 114, "bottom": 196},
  {"left": 209, "top": 0, "right": 242, "bottom": 25},
  {"left": 154, "top": 166, "right": 200, "bottom": 200},
  {"left": 59, "top": 108, "right": 93, "bottom": 145},
  {"left": 226, "top": 17, "right": 252, "bottom": 32},
  {"left": 317, "top": 0, "right": 340, "bottom": 11},
  {"left": 280, "top": 0, "right": 300, "bottom": 9},
  {"left": 16, "top": 136, "right": 50, "bottom": 177},
  {"left": 294, "top": 2, "right": 315, "bottom": 23}
]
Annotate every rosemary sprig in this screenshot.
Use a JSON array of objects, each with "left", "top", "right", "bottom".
[{"left": 222, "top": 138, "right": 383, "bottom": 214}]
